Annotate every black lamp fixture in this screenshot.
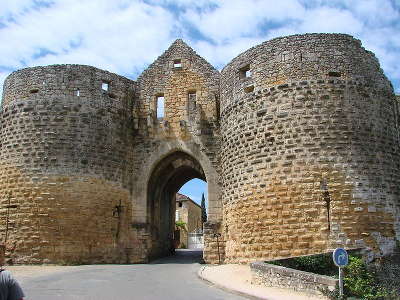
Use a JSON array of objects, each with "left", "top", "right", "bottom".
[{"left": 321, "top": 179, "right": 331, "bottom": 231}]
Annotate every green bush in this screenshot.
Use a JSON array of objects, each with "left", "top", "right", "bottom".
[
  {"left": 268, "top": 253, "right": 337, "bottom": 276},
  {"left": 323, "top": 256, "right": 399, "bottom": 300},
  {"left": 342, "top": 256, "right": 398, "bottom": 300},
  {"left": 268, "top": 253, "right": 399, "bottom": 300},
  {"left": 175, "top": 220, "right": 186, "bottom": 230},
  {"left": 292, "top": 253, "right": 337, "bottom": 276}
]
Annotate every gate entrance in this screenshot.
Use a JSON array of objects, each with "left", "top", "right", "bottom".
[
  {"left": 147, "top": 151, "right": 206, "bottom": 259},
  {"left": 188, "top": 232, "right": 204, "bottom": 249}
]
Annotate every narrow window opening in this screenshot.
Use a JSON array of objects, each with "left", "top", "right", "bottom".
[
  {"left": 188, "top": 91, "right": 196, "bottom": 110},
  {"left": 321, "top": 179, "right": 331, "bottom": 231},
  {"left": 244, "top": 84, "right": 254, "bottom": 93},
  {"left": 328, "top": 71, "right": 341, "bottom": 77},
  {"left": 102, "top": 82, "right": 109, "bottom": 91},
  {"left": 173, "top": 59, "right": 182, "bottom": 68},
  {"left": 240, "top": 64, "right": 251, "bottom": 79},
  {"left": 76, "top": 89, "right": 80, "bottom": 97},
  {"left": 156, "top": 95, "right": 165, "bottom": 120},
  {"left": 178, "top": 202, "right": 183, "bottom": 207},
  {"left": 30, "top": 88, "right": 39, "bottom": 94},
  {"left": 216, "top": 95, "right": 220, "bottom": 121}
]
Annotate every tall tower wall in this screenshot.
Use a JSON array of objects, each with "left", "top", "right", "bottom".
[
  {"left": 0, "top": 65, "right": 136, "bottom": 263},
  {"left": 0, "top": 35, "right": 398, "bottom": 265},
  {"left": 220, "top": 34, "right": 400, "bottom": 263},
  {"left": 133, "top": 40, "right": 222, "bottom": 261}
]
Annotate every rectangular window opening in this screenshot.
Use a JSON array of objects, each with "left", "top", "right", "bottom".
[
  {"left": 328, "top": 71, "right": 341, "bottom": 77},
  {"left": 156, "top": 95, "right": 165, "bottom": 120},
  {"left": 76, "top": 89, "right": 80, "bottom": 97},
  {"left": 244, "top": 84, "right": 254, "bottom": 93},
  {"left": 240, "top": 64, "right": 251, "bottom": 79},
  {"left": 216, "top": 96, "right": 220, "bottom": 121},
  {"left": 173, "top": 59, "right": 182, "bottom": 68},
  {"left": 101, "top": 82, "right": 109, "bottom": 91}
]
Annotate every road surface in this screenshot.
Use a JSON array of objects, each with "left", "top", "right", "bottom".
[{"left": 20, "top": 250, "right": 247, "bottom": 300}]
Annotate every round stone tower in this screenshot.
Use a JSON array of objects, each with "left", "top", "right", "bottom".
[
  {"left": 0, "top": 65, "right": 136, "bottom": 264},
  {"left": 220, "top": 34, "right": 400, "bottom": 263}
]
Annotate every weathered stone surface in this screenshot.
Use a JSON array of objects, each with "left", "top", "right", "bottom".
[
  {"left": 0, "top": 34, "right": 399, "bottom": 265},
  {"left": 220, "top": 33, "right": 400, "bottom": 263},
  {"left": 250, "top": 261, "right": 338, "bottom": 295},
  {"left": 0, "top": 65, "right": 137, "bottom": 264}
]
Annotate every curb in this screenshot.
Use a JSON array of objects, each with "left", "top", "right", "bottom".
[{"left": 197, "top": 265, "right": 265, "bottom": 300}]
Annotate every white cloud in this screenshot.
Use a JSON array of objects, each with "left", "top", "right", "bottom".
[
  {"left": 0, "top": 72, "right": 9, "bottom": 101},
  {"left": 0, "top": 0, "right": 175, "bottom": 69},
  {"left": 299, "top": 7, "right": 363, "bottom": 35},
  {"left": 183, "top": 0, "right": 306, "bottom": 42},
  {"left": 0, "top": 0, "right": 177, "bottom": 95},
  {"left": 350, "top": 0, "right": 399, "bottom": 26},
  {"left": 146, "top": 0, "right": 216, "bottom": 8},
  {"left": 0, "top": 0, "right": 399, "bottom": 97},
  {"left": 0, "top": 0, "right": 39, "bottom": 20},
  {"left": 179, "top": 0, "right": 399, "bottom": 93},
  {"left": 192, "top": 36, "right": 265, "bottom": 70}
]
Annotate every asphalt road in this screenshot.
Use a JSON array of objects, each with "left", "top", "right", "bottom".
[{"left": 22, "top": 250, "right": 247, "bottom": 300}]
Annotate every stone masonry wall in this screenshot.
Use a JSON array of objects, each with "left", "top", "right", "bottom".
[
  {"left": 0, "top": 65, "right": 139, "bottom": 263},
  {"left": 132, "top": 40, "right": 222, "bottom": 261},
  {"left": 220, "top": 34, "right": 400, "bottom": 263},
  {"left": 250, "top": 261, "right": 338, "bottom": 295},
  {"left": 0, "top": 34, "right": 399, "bottom": 265}
]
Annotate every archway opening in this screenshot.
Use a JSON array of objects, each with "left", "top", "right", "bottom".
[
  {"left": 147, "top": 151, "right": 207, "bottom": 260},
  {"left": 176, "top": 179, "right": 207, "bottom": 250}
]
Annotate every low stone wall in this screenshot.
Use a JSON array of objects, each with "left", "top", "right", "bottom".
[{"left": 250, "top": 261, "right": 338, "bottom": 295}]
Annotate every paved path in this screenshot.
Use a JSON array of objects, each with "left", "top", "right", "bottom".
[
  {"left": 199, "top": 264, "right": 323, "bottom": 300},
  {"left": 15, "top": 250, "right": 247, "bottom": 300}
]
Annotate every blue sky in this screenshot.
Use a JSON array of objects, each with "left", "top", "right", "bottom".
[
  {"left": 179, "top": 179, "right": 207, "bottom": 206},
  {"left": 1, "top": 0, "right": 399, "bottom": 205}
]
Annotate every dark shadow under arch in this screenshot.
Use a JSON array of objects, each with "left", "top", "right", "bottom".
[{"left": 147, "top": 151, "right": 206, "bottom": 259}]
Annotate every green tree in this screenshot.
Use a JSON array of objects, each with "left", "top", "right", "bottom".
[{"left": 201, "top": 193, "right": 207, "bottom": 224}]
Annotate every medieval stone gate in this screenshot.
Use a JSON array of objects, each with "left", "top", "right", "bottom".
[
  {"left": 133, "top": 148, "right": 221, "bottom": 262},
  {"left": 0, "top": 33, "right": 399, "bottom": 265}
]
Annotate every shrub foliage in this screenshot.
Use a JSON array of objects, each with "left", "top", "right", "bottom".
[{"left": 268, "top": 253, "right": 400, "bottom": 300}]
